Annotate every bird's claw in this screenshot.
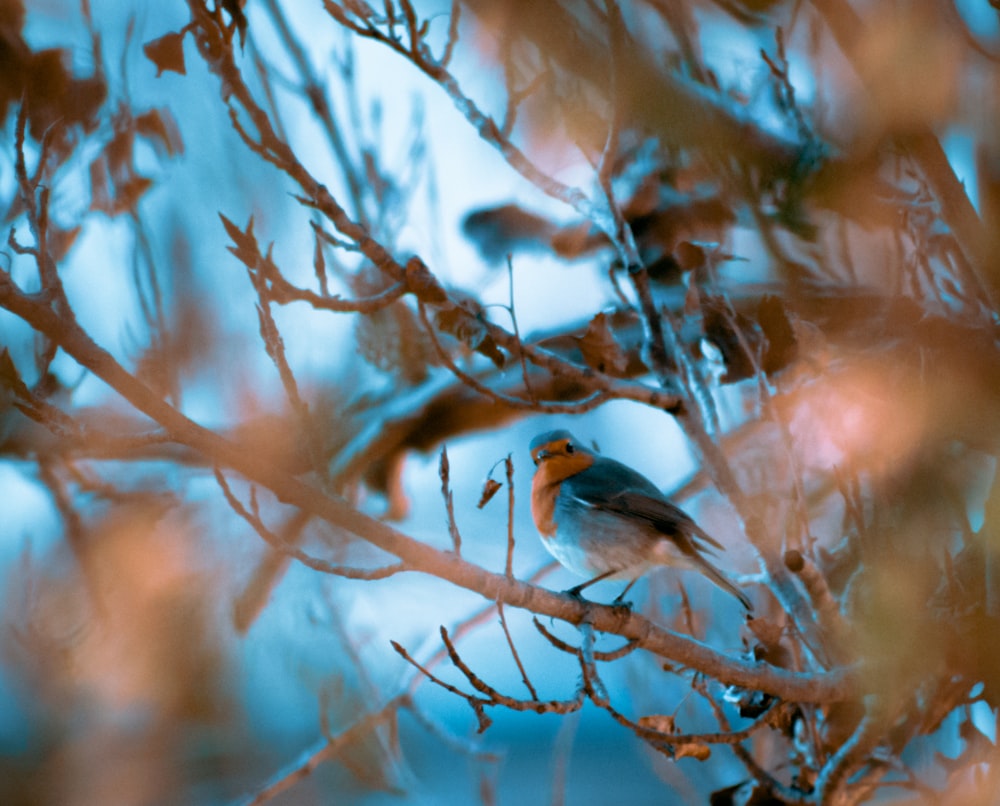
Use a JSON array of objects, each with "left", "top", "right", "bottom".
[{"left": 610, "top": 597, "right": 633, "bottom": 615}]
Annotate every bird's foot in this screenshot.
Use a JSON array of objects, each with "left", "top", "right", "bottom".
[
  {"left": 610, "top": 595, "right": 634, "bottom": 616},
  {"left": 564, "top": 584, "right": 588, "bottom": 600}
]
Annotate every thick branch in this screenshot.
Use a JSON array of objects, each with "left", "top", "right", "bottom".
[{"left": 0, "top": 275, "right": 853, "bottom": 703}]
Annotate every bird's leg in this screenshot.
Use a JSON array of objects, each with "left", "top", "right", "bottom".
[
  {"left": 611, "top": 578, "right": 638, "bottom": 611},
  {"left": 565, "top": 569, "right": 617, "bottom": 599}
]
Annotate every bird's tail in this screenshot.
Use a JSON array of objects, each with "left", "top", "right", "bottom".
[{"left": 693, "top": 554, "right": 753, "bottom": 612}]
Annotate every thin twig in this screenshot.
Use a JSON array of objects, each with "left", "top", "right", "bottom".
[
  {"left": 498, "top": 601, "right": 539, "bottom": 701},
  {"left": 577, "top": 618, "right": 609, "bottom": 706},
  {"left": 504, "top": 454, "right": 515, "bottom": 578},
  {"left": 532, "top": 617, "right": 639, "bottom": 661},
  {"left": 215, "top": 469, "right": 407, "bottom": 580},
  {"left": 417, "top": 301, "right": 612, "bottom": 413},
  {"left": 440, "top": 0, "right": 461, "bottom": 68},
  {"left": 505, "top": 255, "right": 535, "bottom": 402},
  {"left": 0, "top": 261, "right": 855, "bottom": 702},
  {"left": 439, "top": 445, "right": 462, "bottom": 555},
  {"left": 238, "top": 696, "right": 406, "bottom": 806},
  {"left": 440, "top": 626, "right": 585, "bottom": 714}
]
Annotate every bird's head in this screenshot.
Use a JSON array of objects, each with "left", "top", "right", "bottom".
[{"left": 530, "top": 430, "right": 594, "bottom": 481}]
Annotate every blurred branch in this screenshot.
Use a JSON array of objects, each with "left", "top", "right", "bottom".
[
  {"left": 459, "top": 0, "right": 804, "bottom": 170},
  {"left": 813, "top": 700, "right": 887, "bottom": 804},
  {"left": 240, "top": 695, "right": 407, "bottom": 806},
  {"left": 215, "top": 469, "right": 408, "bottom": 580},
  {"left": 0, "top": 261, "right": 855, "bottom": 702},
  {"left": 259, "top": 0, "right": 370, "bottom": 229},
  {"left": 809, "top": 0, "right": 998, "bottom": 310},
  {"left": 439, "top": 446, "right": 462, "bottom": 555},
  {"left": 322, "top": 1, "right": 602, "bottom": 225}
]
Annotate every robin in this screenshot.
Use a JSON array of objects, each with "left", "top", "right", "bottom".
[{"left": 530, "top": 429, "right": 752, "bottom": 611}]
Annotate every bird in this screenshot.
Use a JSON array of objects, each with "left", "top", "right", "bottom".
[{"left": 529, "top": 429, "right": 752, "bottom": 611}]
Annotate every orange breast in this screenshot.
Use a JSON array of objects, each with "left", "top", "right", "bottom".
[
  {"left": 531, "top": 451, "right": 593, "bottom": 539},
  {"left": 531, "top": 472, "right": 558, "bottom": 538}
]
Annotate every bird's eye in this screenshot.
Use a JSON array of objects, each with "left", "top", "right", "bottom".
[{"left": 565, "top": 442, "right": 575, "bottom": 454}]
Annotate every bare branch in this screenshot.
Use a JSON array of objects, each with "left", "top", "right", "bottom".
[
  {"left": 439, "top": 445, "right": 462, "bottom": 555},
  {"left": 238, "top": 696, "right": 407, "bottom": 806},
  {"left": 215, "top": 469, "right": 408, "bottom": 581},
  {"left": 497, "top": 602, "right": 539, "bottom": 701}
]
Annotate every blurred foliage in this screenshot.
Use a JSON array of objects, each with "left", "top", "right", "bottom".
[{"left": 2, "top": 0, "right": 1000, "bottom": 804}]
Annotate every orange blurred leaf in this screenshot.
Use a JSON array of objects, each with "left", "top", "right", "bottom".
[{"left": 143, "top": 31, "right": 187, "bottom": 77}]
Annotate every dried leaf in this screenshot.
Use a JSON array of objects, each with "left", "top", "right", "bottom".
[
  {"left": 551, "top": 221, "right": 601, "bottom": 258},
  {"left": 356, "top": 305, "right": 430, "bottom": 385},
  {"left": 758, "top": 295, "right": 797, "bottom": 374},
  {"left": 462, "top": 204, "right": 556, "bottom": 264},
  {"left": 219, "top": 213, "right": 258, "bottom": 267},
  {"left": 404, "top": 256, "right": 447, "bottom": 304},
  {"left": 638, "top": 714, "right": 676, "bottom": 734},
  {"left": 674, "top": 240, "right": 706, "bottom": 271},
  {"left": 646, "top": 253, "right": 683, "bottom": 286},
  {"left": 222, "top": 0, "right": 249, "bottom": 47},
  {"left": 575, "top": 312, "right": 629, "bottom": 376},
  {"left": 112, "top": 176, "right": 153, "bottom": 215},
  {"left": 673, "top": 741, "right": 711, "bottom": 761},
  {"left": 143, "top": 31, "right": 187, "bottom": 77},
  {"left": 477, "top": 478, "right": 502, "bottom": 509},
  {"left": 135, "top": 108, "right": 184, "bottom": 158},
  {"left": 47, "top": 225, "right": 81, "bottom": 261},
  {"left": 435, "top": 303, "right": 505, "bottom": 368},
  {"left": 820, "top": 700, "right": 865, "bottom": 751},
  {"left": 701, "top": 295, "right": 764, "bottom": 383}
]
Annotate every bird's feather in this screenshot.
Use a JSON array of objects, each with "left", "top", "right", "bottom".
[{"left": 562, "top": 455, "right": 724, "bottom": 554}]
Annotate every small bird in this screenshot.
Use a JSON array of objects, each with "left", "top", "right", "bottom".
[{"left": 530, "top": 429, "right": 752, "bottom": 611}]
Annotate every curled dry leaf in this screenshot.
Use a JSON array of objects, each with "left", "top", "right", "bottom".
[{"left": 477, "top": 478, "right": 503, "bottom": 509}]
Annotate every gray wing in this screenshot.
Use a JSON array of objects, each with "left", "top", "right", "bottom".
[{"left": 562, "top": 456, "right": 724, "bottom": 554}]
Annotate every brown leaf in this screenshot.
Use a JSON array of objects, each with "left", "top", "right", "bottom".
[
  {"left": 673, "top": 741, "right": 711, "bottom": 761},
  {"left": 674, "top": 240, "right": 706, "bottom": 271},
  {"left": 758, "top": 295, "right": 797, "bottom": 374},
  {"left": 143, "top": 31, "right": 187, "bottom": 77},
  {"left": 112, "top": 176, "right": 153, "bottom": 215},
  {"left": 462, "top": 204, "right": 556, "bottom": 264},
  {"left": 219, "top": 214, "right": 259, "bottom": 268},
  {"left": 435, "top": 303, "right": 505, "bottom": 368},
  {"left": 551, "top": 221, "right": 602, "bottom": 258},
  {"left": 477, "top": 478, "right": 502, "bottom": 509},
  {"left": 638, "top": 714, "right": 676, "bottom": 734},
  {"left": 404, "top": 256, "right": 447, "bottom": 304},
  {"left": 135, "top": 108, "right": 184, "bottom": 158},
  {"left": 47, "top": 225, "right": 81, "bottom": 261},
  {"left": 575, "top": 312, "right": 629, "bottom": 376},
  {"left": 701, "top": 295, "right": 765, "bottom": 383},
  {"left": 88, "top": 152, "right": 153, "bottom": 217},
  {"left": 356, "top": 304, "right": 431, "bottom": 385},
  {"left": 222, "top": 0, "right": 248, "bottom": 47},
  {"left": 89, "top": 155, "right": 113, "bottom": 214}
]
